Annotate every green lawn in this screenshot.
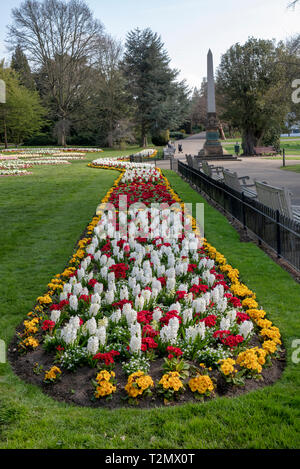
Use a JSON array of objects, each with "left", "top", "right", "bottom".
[
  {"left": 0, "top": 158, "right": 299, "bottom": 449},
  {"left": 281, "top": 164, "right": 300, "bottom": 173},
  {"left": 223, "top": 141, "right": 300, "bottom": 156}
]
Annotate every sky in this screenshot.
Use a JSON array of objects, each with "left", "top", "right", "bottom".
[{"left": 1, "top": 0, "right": 300, "bottom": 91}]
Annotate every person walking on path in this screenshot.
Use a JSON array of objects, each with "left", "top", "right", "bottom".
[{"left": 178, "top": 143, "right": 183, "bottom": 154}]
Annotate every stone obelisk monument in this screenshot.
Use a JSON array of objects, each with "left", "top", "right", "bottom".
[{"left": 199, "top": 49, "right": 234, "bottom": 160}]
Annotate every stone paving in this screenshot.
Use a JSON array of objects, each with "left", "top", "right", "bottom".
[{"left": 158, "top": 133, "right": 300, "bottom": 205}]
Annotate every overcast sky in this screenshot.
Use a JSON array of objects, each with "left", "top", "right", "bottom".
[{"left": 1, "top": 0, "right": 300, "bottom": 90}]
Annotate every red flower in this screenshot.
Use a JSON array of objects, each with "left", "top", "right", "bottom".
[
  {"left": 112, "top": 299, "right": 133, "bottom": 310},
  {"left": 189, "top": 284, "right": 209, "bottom": 295},
  {"left": 166, "top": 346, "right": 183, "bottom": 358},
  {"left": 188, "top": 264, "right": 197, "bottom": 272},
  {"left": 141, "top": 337, "right": 158, "bottom": 351},
  {"left": 109, "top": 263, "right": 129, "bottom": 279},
  {"left": 137, "top": 310, "right": 153, "bottom": 324},
  {"left": 200, "top": 314, "right": 217, "bottom": 327},
  {"left": 213, "top": 330, "right": 231, "bottom": 340},
  {"left": 160, "top": 310, "right": 182, "bottom": 326},
  {"left": 236, "top": 312, "right": 250, "bottom": 323},
  {"left": 224, "top": 293, "right": 241, "bottom": 307},
  {"left": 176, "top": 291, "right": 187, "bottom": 301},
  {"left": 101, "top": 241, "right": 111, "bottom": 252},
  {"left": 88, "top": 279, "right": 98, "bottom": 287},
  {"left": 41, "top": 320, "right": 55, "bottom": 331},
  {"left": 222, "top": 334, "right": 244, "bottom": 348},
  {"left": 157, "top": 277, "right": 166, "bottom": 287},
  {"left": 59, "top": 299, "right": 69, "bottom": 309},
  {"left": 142, "top": 324, "right": 159, "bottom": 338},
  {"left": 213, "top": 330, "right": 244, "bottom": 348},
  {"left": 92, "top": 350, "right": 120, "bottom": 365},
  {"left": 79, "top": 294, "right": 91, "bottom": 303}
]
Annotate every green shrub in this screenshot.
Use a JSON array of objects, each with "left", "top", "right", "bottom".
[
  {"left": 169, "top": 131, "right": 186, "bottom": 140},
  {"left": 151, "top": 130, "right": 170, "bottom": 146}
]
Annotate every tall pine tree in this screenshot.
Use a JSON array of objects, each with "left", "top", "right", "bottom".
[
  {"left": 122, "top": 28, "right": 188, "bottom": 147},
  {"left": 11, "top": 45, "right": 36, "bottom": 91}
]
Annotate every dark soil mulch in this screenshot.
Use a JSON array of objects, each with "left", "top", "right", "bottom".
[{"left": 8, "top": 330, "right": 286, "bottom": 409}]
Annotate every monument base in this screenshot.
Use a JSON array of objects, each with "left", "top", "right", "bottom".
[
  {"left": 195, "top": 154, "right": 238, "bottom": 161},
  {"left": 198, "top": 113, "right": 238, "bottom": 160},
  {"left": 198, "top": 146, "right": 238, "bottom": 161}
]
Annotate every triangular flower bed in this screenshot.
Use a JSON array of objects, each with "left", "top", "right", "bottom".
[{"left": 9, "top": 160, "right": 285, "bottom": 408}]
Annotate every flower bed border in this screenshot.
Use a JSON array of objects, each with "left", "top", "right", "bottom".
[{"left": 8, "top": 162, "right": 285, "bottom": 408}]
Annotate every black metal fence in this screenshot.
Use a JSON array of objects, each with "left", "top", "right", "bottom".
[{"left": 178, "top": 161, "right": 300, "bottom": 272}]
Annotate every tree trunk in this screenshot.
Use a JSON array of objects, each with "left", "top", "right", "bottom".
[
  {"left": 242, "top": 130, "right": 257, "bottom": 156},
  {"left": 3, "top": 119, "right": 8, "bottom": 149},
  {"left": 141, "top": 122, "right": 147, "bottom": 148},
  {"left": 107, "top": 118, "right": 113, "bottom": 148},
  {"left": 219, "top": 123, "right": 226, "bottom": 141},
  {"left": 142, "top": 134, "right": 147, "bottom": 148}
]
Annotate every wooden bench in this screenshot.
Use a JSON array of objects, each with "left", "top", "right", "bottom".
[
  {"left": 186, "top": 154, "right": 193, "bottom": 166},
  {"left": 255, "top": 180, "right": 300, "bottom": 222},
  {"left": 254, "top": 146, "right": 279, "bottom": 156},
  {"left": 191, "top": 157, "right": 202, "bottom": 171},
  {"left": 201, "top": 161, "right": 224, "bottom": 181},
  {"left": 222, "top": 169, "right": 257, "bottom": 198}
]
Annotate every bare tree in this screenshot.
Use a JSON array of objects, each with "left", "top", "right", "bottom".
[
  {"left": 7, "top": 0, "right": 104, "bottom": 145},
  {"left": 94, "top": 36, "right": 130, "bottom": 147}
]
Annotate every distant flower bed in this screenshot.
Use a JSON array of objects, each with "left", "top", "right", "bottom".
[
  {"left": 0, "top": 147, "right": 91, "bottom": 177},
  {"left": 11, "top": 162, "right": 283, "bottom": 407},
  {"left": 0, "top": 169, "right": 33, "bottom": 177},
  {"left": 1, "top": 147, "right": 102, "bottom": 155}
]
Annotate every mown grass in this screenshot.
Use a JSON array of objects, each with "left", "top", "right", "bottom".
[
  {"left": 223, "top": 141, "right": 300, "bottom": 156},
  {"left": 0, "top": 158, "right": 299, "bottom": 449},
  {"left": 281, "top": 164, "right": 300, "bottom": 173}
]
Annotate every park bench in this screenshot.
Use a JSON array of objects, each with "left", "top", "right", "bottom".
[
  {"left": 191, "top": 157, "right": 202, "bottom": 171},
  {"left": 255, "top": 180, "right": 300, "bottom": 222},
  {"left": 222, "top": 169, "right": 257, "bottom": 198},
  {"left": 254, "top": 146, "right": 279, "bottom": 156},
  {"left": 201, "top": 161, "right": 224, "bottom": 181},
  {"left": 186, "top": 154, "right": 194, "bottom": 166},
  {"left": 163, "top": 148, "right": 175, "bottom": 159}
]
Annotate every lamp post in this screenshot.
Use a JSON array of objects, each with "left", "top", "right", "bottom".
[
  {"left": 282, "top": 147, "right": 286, "bottom": 168},
  {"left": 0, "top": 79, "right": 5, "bottom": 104},
  {"left": 0, "top": 79, "right": 6, "bottom": 150}
]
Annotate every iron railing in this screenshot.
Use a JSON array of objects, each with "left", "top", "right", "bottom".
[{"left": 178, "top": 161, "right": 300, "bottom": 272}]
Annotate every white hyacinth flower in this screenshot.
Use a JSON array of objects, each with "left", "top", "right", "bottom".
[
  {"left": 89, "top": 303, "right": 100, "bottom": 317},
  {"left": 110, "top": 309, "right": 121, "bottom": 323},
  {"left": 182, "top": 308, "right": 193, "bottom": 324},
  {"left": 193, "top": 298, "right": 206, "bottom": 314},
  {"left": 50, "top": 310, "right": 61, "bottom": 324},
  {"left": 217, "top": 297, "right": 227, "bottom": 313},
  {"left": 86, "top": 317, "right": 97, "bottom": 335},
  {"left": 69, "top": 295, "right": 78, "bottom": 311},
  {"left": 239, "top": 321, "right": 254, "bottom": 338},
  {"left": 105, "top": 290, "right": 114, "bottom": 305},
  {"left": 91, "top": 293, "right": 101, "bottom": 304},
  {"left": 87, "top": 336, "right": 99, "bottom": 355},
  {"left": 96, "top": 326, "right": 106, "bottom": 346},
  {"left": 153, "top": 308, "right": 162, "bottom": 322},
  {"left": 185, "top": 323, "right": 205, "bottom": 342},
  {"left": 166, "top": 277, "right": 176, "bottom": 291},
  {"left": 226, "top": 309, "right": 237, "bottom": 324},
  {"left": 94, "top": 283, "right": 103, "bottom": 295},
  {"left": 59, "top": 292, "right": 68, "bottom": 301},
  {"left": 220, "top": 317, "right": 231, "bottom": 331}
]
